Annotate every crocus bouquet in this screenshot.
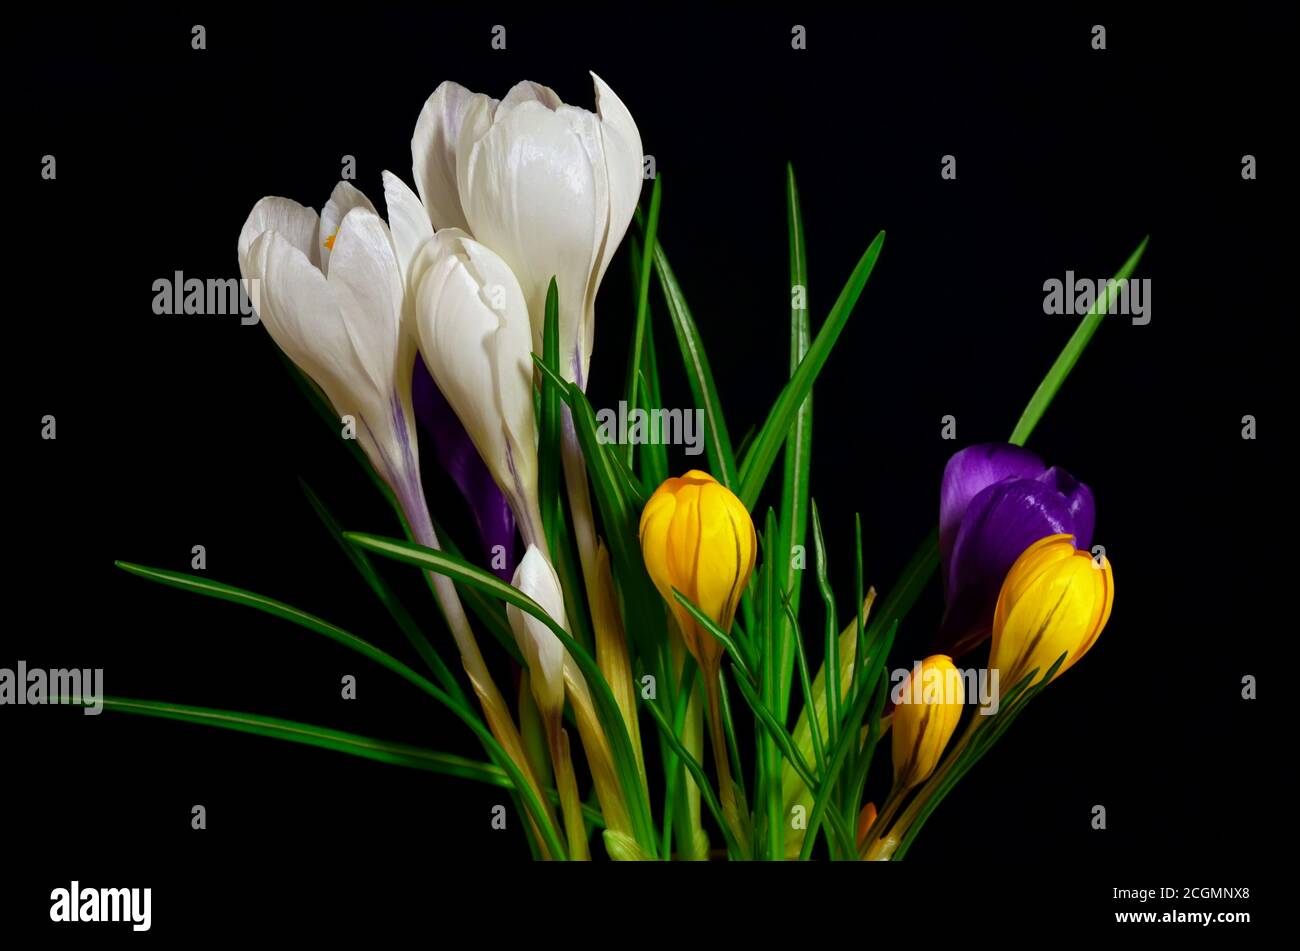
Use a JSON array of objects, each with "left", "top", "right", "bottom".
[{"left": 116, "top": 73, "right": 1144, "bottom": 860}]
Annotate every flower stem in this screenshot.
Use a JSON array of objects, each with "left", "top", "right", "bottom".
[
  {"left": 402, "top": 482, "right": 560, "bottom": 856},
  {"left": 549, "top": 722, "right": 590, "bottom": 861},
  {"left": 704, "top": 660, "right": 750, "bottom": 858}
]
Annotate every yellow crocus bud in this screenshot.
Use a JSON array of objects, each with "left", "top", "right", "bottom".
[
  {"left": 638, "top": 470, "right": 757, "bottom": 675},
  {"left": 891, "top": 654, "right": 964, "bottom": 790},
  {"left": 990, "top": 533, "right": 1114, "bottom": 687}
]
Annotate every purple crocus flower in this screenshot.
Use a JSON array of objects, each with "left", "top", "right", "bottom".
[
  {"left": 936, "top": 443, "right": 1095, "bottom": 657},
  {"left": 412, "top": 354, "right": 517, "bottom": 579}
]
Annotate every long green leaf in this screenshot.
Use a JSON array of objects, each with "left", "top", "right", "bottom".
[
  {"left": 776, "top": 162, "right": 813, "bottom": 719},
  {"left": 646, "top": 229, "right": 739, "bottom": 488},
  {"left": 644, "top": 696, "right": 743, "bottom": 859},
  {"left": 891, "top": 654, "right": 1066, "bottom": 859},
  {"left": 861, "top": 236, "right": 1150, "bottom": 651},
  {"left": 669, "top": 589, "right": 756, "bottom": 684},
  {"left": 112, "top": 561, "right": 566, "bottom": 859},
  {"left": 738, "top": 230, "right": 884, "bottom": 509},
  {"left": 1009, "top": 236, "right": 1149, "bottom": 445},
  {"left": 533, "top": 354, "right": 664, "bottom": 665},
  {"left": 538, "top": 278, "right": 595, "bottom": 652},
  {"left": 300, "top": 480, "right": 465, "bottom": 700},
  {"left": 102, "top": 696, "right": 504, "bottom": 781},
  {"left": 627, "top": 176, "right": 663, "bottom": 469},
  {"left": 341, "top": 532, "right": 660, "bottom": 858},
  {"left": 99, "top": 696, "right": 606, "bottom": 828}
]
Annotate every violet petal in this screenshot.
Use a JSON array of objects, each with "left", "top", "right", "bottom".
[
  {"left": 937, "top": 470, "right": 1094, "bottom": 655},
  {"left": 413, "top": 354, "right": 517, "bottom": 579},
  {"left": 939, "top": 443, "right": 1045, "bottom": 583}
]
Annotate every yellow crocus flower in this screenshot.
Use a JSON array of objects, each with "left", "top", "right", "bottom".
[
  {"left": 638, "top": 470, "right": 757, "bottom": 675},
  {"left": 991, "top": 533, "right": 1114, "bottom": 687},
  {"left": 891, "top": 654, "right": 964, "bottom": 790}
]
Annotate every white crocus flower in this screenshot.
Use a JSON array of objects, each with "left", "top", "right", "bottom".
[
  {"left": 237, "top": 186, "right": 548, "bottom": 839},
  {"left": 411, "top": 228, "right": 546, "bottom": 552},
  {"left": 411, "top": 73, "right": 643, "bottom": 389},
  {"left": 237, "top": 184, "right": 419, "bottom": 507}
]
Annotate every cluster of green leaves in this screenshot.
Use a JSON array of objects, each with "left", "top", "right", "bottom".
[{"left": 110, "top": 166, "right": 1147, "bottom": 860}]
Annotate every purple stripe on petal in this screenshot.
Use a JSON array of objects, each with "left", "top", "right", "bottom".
[{"left": 413, "top": 354, "right": 517, "bottom": 579}]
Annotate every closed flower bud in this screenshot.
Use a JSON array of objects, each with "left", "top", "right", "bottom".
[
  {"left": 990, "top": 533, "right": 1114, "bottom": 687},
  {"left": 891, "top": 655, "right": 964, "bottom": 790},
  {"left": 638, "top": 470, "right": 756, "bottom": 674},
  {"left": 506, "top": 545, "right": 570, "bottom": 723}
]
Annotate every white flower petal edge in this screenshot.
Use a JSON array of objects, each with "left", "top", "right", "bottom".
[
  {"left": 411, "top": 81, "right": 498, "bottom": 234},
  {"left": 381, "top": 170, "right": 435, "bottom": 292},
  {"left": 237, "top": 196, "right": 320, "bottom": 269},
  {"left": 589, "top": 72, "right": 644, "bottom": 321},
  {"left": 319, "top": 181, "right": 377, "bottom": 276}
]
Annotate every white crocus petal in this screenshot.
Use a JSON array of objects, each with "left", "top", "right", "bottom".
[
  {"left": 411, "top": 81, "right": 498, "bottom": 233},
  {"left": 454, "top": 75, "right": 642, "bottom": 389},
  {"left": 319, "top": 181, "right": 377, "bottom": 276},
  {"left": 245, "top": 229, "right": 359, "bottom": 406},
  {"left": 238, "top": 197, "right": 320, "bottom": 270},
  {"left": 508, "top": 546, "right": 569, "bottom": 720},
  {"left": 327, "top": 207, "right": 408, "bottom": 402},
  {"left": 381, "top": 171, "right": 434, "bottom": 291},
  {"left": 589, "top": 72, "right": 644, "bottom": 309},
  {"left": 459, "top": 98, "right": 605, "bottom": 383},
  {"left": 413, "top": 230, "right": 543, "bottom": 548},
  {"left": 497, "top": 79, "right": 562, "bottom": 113},
  {"left": 239, "top": 191, "right": 420, "bottom": 502}
]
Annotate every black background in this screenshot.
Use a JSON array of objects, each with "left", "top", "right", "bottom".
[{"left": 6, "top": 8, "right": 1288, "bottom": 936}]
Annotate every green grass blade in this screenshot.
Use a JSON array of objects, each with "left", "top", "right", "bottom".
[
  {"left": 100, "top": 696, "right": 503, "bottom": 782},
  {"left": 533, "top": 354, "right": 664, "bottom": 664},
  {"left": 738, "top": 230, "right": 884, "bottom": 510},
  {"left": 861, "top": 236, "right": 1150, "bottom": 651},
  {"left": 1009, "top": 236, "right": 1149, "bottom": 445},
  {"left": 342, "top": 532, "right": 660, "bottom": 857},
  {"left": 645, "top": 229, "right": 739, "bottom": 488},
  {"left": 102, "top": 697, "right": 609, "bottom": 830},
  {"left": 644, "top": 696, "right": 743, "bottom": 859},
  {"left": 627, "top": 176, "right": 663, "bottom": 469},
  {"left": 538, "top": 278, "right": 595, "bottom": 652},
  {"left": 112, "top": 561, "right": 566, "bottom": 858},
  {"left": 811, "top": 503, "right": 840, "bottom": 747},
  {"left": 891, "top": 654, "right": 1066, "bottom": 860},
  {"left": 759, "top": 509, "right": 782, "bottom": 859},
  {"left": 798, "top": 620, "right": 897, "bottom": 861},
  {"left": 637, "top": 325, "right": 669, "bottom": 487},
  {"left": 540, "top": 278, "right": 564, "bottom": 544},
  {"left": 780, "top": 590, "right": 825, "bottom": 776},
  {"left": 730, "top": 662, "right": 818, "bottom": 794},
  {"left": 299, "top": 480, "right": 466, "bottom": 700},
  {"left": 669, "top": 589, "right": 756, "bottom": 684},
  {"left": 776, "top": 162, "right": 813, "bottom": 719}
]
